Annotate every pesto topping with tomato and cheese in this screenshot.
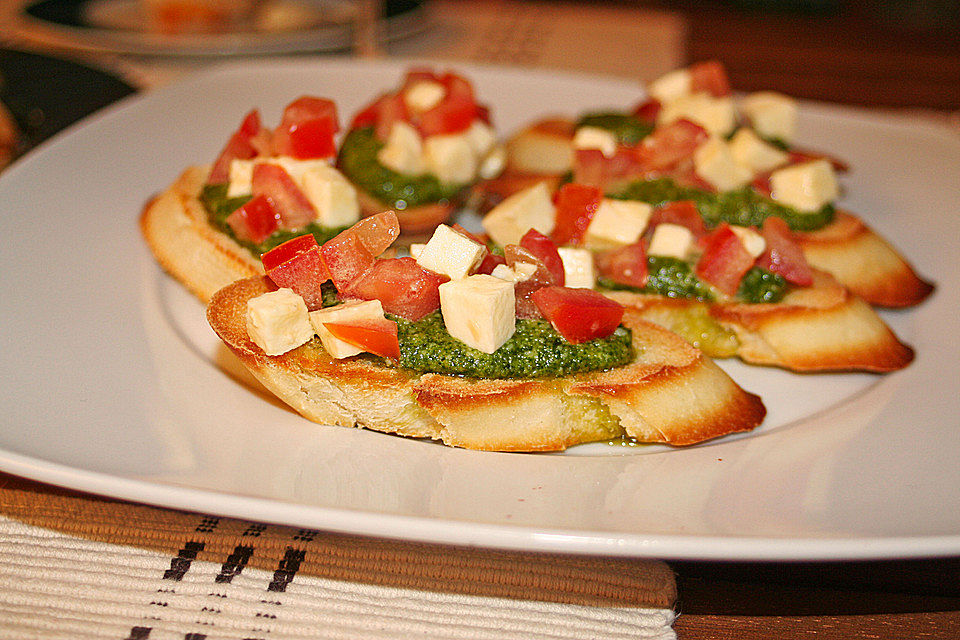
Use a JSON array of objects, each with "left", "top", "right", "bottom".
[
  {"left": 608, "top": 177, "right": 834, "bottom": 232},
  {"left": 394, "top": 312, "right": 633, "bottom": 378},
  {"left": 337, "top": 126, "right": 465, "bottom": 210},
  {"left": 574, "top": 112, "right": 655, "bottom": 147}
]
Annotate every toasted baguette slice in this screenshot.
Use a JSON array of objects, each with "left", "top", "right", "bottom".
[
  {"left": 604, "top": 270, "right": 914, "bottom": 372},
  {"left": 207, "top": 276, "right": 766, "bottom": 450},
  {"left": 480, "top": 117, "right": 934, "bottom": 308},
  {"left": 141, "top": 165, "right": 263, "bottom": 303}
]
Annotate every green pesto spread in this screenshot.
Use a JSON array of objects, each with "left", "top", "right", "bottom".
[
  {"left": 200, "top": 183, "right": 348, "bottom": 256},
  {"left": 392, "top": 311, "right": 634, "bottom": 378},
  {"left": 608, "top": 177, "right": 835, "bottom": 232},
  {"left": 597, "top": 256, "right": 789, "bottom": 304},
  {"left": 337, "top": 126, "right": 465, "bottom": 210},
  {"left": 575, "top": 112, "right": 654, "bottom": 147}
]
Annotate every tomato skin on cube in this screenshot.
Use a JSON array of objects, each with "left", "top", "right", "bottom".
[
  {"left": 208, "top": 109, "right": 263, "bottom": 184},
  {"left": 272, "top": 96, "right": 340, "bottom": 159},
  {"left": 347, "top": 257, "right": 446, "bottom": 321},
  {"left": 520, "top": 229, "right": 565, "bottom": 285},
  {"left": 324, "top": 318, "right": 400, "bottom": 360},
  {"left": 261, "top": 235, "right": 331, "bottom": 310},
  {"left": 756, "top": 217, "right": 813, "bottom": 286},
  {"left": 226, "top": 194, "right": 279, "bottom": 244},
  {"left": 551, "top": 183, "right": 602, "bottom": 247},
  {"left": 531, "top": 286, "right": 624, "bottom": 344},
  {"left": 596, "top": 242, "right": 648, "bottom": 289},
  {"left": 695, "top": 223, "right": 755, "bottom": 296}
]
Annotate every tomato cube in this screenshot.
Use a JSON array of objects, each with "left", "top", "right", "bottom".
[
  {"left": 261, "top": 234, "right": 331, "bottom": 310},
  {"left": 347, "top": 257, "right": 447, "bottom": 321},
  {"left": 251, "top": 163, "right": 317, "bottom": 229},
  {"left": 531, "top": 286, "right": 625, "bottom": 344},
  {"left": 695, "top": 223, "right": 755, "bottom": 296},
  {"left": 323, "top": 318, "right": 400, "bottom": 360},
  {"left": 520, "top": 228, "right": 565, "bottom": 285},
  {"left": 551, "top": 183, "right": 602, "bottom": 246},
  {"left": 226, "top": 194, "right": 279, "bottom": 244},
  {"left": 595, "top": 242, "right": 648, "bottom": 289},
  {"left": 757, "top": 216, "right": 813, "bottom": 286}
]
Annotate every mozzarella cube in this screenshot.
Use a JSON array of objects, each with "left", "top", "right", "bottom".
[
  {"left": 728, "top": 127, "right": 790, "bottom": 173},
  {"left": 245, "top": 288, "right": 315, "bottom": 356},
  {"left": 730, "top": 225, "right": 767, "bottom": 258},
  {"left": 408, "top": 243, "right": 426, "bottom": 260},
  {"left": 478, "top": 144, "right": 507, "bottom": 180},
  {"left": 572, "top": 126, "right": 618, "bottom": 157},
  {"left": 648, "top": 223, "right": 694, "bottom": 260},
  {"left": 491, "top": 261, "right": 537, "bottom": 283},
  {"left": 404, "top": 80, "right": 446, "bottom": 113},
  {"left": 740, "top": 91, "right": 798, "bottom": 144},
  {"left": 309, "top": 299, "right": 386, "bottom": 360},
  {"left": 416, "top": 224, "right": 486, "bottom": 280},
  {"left": 464, "top": 120, "right": 498, "bottom": 157},
  {"left": 694, "top": 136, "right": 753, "bottom": 191},
  {"left": 584, "top": 198, "right": 652, "bottom": 249},
  {"left": 482, "top": 182, "right": 556, "bottom": 247},
  {"left": 299, "top": 163, "right": 361, "bottom": 228},
  {"left": 658, "top": 92, "right": 737, "bottom": 137},
  {"left": 439, "top": 275, "right": 516, "bottom": 354},
  {"left": 227, "top": 159, "right": 256, "bottom": 197},
  {"left": 769, "top": 159, "right": 839, "bottom": 212},
  {"left": 377, "top": 121, "right": 425, "bottom": 176},
  {"left": 425, "top": 132, "right": 478, "bottom": 184},
  {"left": 647, "top": 68, "right": 692, "bottom": 104},
  {"left": 557, "top": 247, "right": 596, "bottom": 288}
]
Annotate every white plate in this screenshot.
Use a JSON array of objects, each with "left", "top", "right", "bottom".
[
  {"left": 13, "top": 0, "right": 429, "bottom": 57},
  {"left": 1, "top": 58, "right": 957, "bottom": 561}
]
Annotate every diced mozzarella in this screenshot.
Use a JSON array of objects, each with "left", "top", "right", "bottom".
[
  {"left": 227, "top": 159, "right": 256, "bottom": 197},
  {"left": 464, "top": 120, "right": 498, "bottom": 157},
  {"left": 769, "top": 159, "right": 839, "bottom": 212},
  {"left": 658, "top": 92, "right": 737, "bottom": 137},
  {"left": 416, "top": 224, "right": 486, "bottom": 280},
  {"left": 739, "top": 91, "right": 798, "bottom": 144},
  {"left": 557, "top": 247, "right": 595, "bottom": 288},
  {"left": 424, "top": 132, "right": 478, "bottom": 184},
  {"left": 482, "top": 182, "right": 556, "bottom": 247},
  {"left": 299, "top": 163, "right": 361, "bottom": 228},
  {"left": 491, "top": 261, "right": 537, "bottom": 282},
  {"left": 408, "top": 243, "right": 426, "bottom": 260},
  {"left": 404, "top": 80, "right": 446, "bottom": 113},
  {"left": 648, "top": 223, "right": 694, "bottom": 260},
  {"left": 694, "top": 136, "right": 753, "bottom": 191},
  {"left": 572, "top": 126, "right": 618, "bottom": 157},
  {"left": 245, "top": 288, "right": 315, "bottom": 356},
  {"left": 730, "top": 225, "right": 766, "bottom": 258},
  {"left": 439, "top": 275, "right": 516, "bottom": 354},
  {"left": 478, "top": 144, "right": 507, "bottom": 180},
  {"left": 647, "top": 68, "right": 692, "bottom": 104},
  {"left": 377, "top": 121, "right": 425, "bottom": 176},
  {"left": 309, "top": 299, "right": 386, "bottom": 359},
  {"left": 728, "top": 127, "right": 789, "bottom": 173},
  {"left": 584, "top": 198, "right": 652, "bottom": 249}
]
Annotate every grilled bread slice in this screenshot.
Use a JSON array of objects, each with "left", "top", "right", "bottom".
[
  {"left": 206, "top": 276, "right": 767, "bottom": 451},
  {"left": 604, "top": 270, "right": 914, "bottom": 373},
  {"left": 480, "top": 117, "right": 933, "bottom": 308}
]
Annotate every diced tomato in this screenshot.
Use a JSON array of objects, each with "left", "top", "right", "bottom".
[
  {"left": 352, "top": 92, "right": 409, "bottom": 142},
  {"left": 756, "top": 216, "right": 813, "bottom": 286},
  {"left": 207, "top": 109, "right": 263, "bottom": 184},
  {"left": 649, "top": 200, "right": 707, "bottom": 237},
  {"left": 323, "top": 318, "right": 400, "bottom": 360},
  {"left": 251, "top": 163, "right": 317, "bottom": 229},
  {"left": 343, "top": 210, "right": 401, "bottom": 257},
  {"left": 417, "top": 72, "right": 478, "bottom": 136},
  {"left": 504, "top": 245, "right": 557, "bottom": 319},
  {"left": 551, "top": 183, "right": 602, "bottom": 246},
  {"left": 347, "top": 257, "right": 446, "bottom": 321},
  {"left": 270, "top": 96, "right": 339, "bottom": 159},
  {"left": 476, "top": 252, "right": 506, "bottom": 275},
  {"left": 531, "top": 286, "right": 625, "bottom": 344},
  {"left": 520, "top": 229, "right": 565, "bottom": 285},
  {"left": 689, "top": 60, "right": 731, "bottom": 97},
  {"left": 225, "top": 194, "right": 279, "bottom": 244},
  {"left": 261, "top": 234, "right": 331, "bottom": 310},
  {"left": 751, "top": 172, "right": 773, "bottom": 197},
  {"left": 572, "top": 147, "right": 647, "bottom": 190},
  {"left": 595, "top": 242, "right": 648, "bottom": 289},
  {"left": 632, "top": 98, "right": 662, "bottom": 124},
  {"left": 635, "top": 118, "right": 709, "bottom": 172},
  {"left": 320, "top": 231, "right": 376, "bottom": 294},
  {"left": 695, "top": 223, "right": 756, "bottom": 296}
]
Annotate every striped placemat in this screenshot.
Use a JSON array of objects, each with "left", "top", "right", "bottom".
[{"left": 0, "top": 485, "right": 677, "bottom": 639}]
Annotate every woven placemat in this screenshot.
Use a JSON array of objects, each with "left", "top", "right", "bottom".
[{"left": 0, "top": 484, "right": 677, "bottom": 639}]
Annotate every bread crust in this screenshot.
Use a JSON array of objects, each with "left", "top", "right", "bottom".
[
  {"left": 484, "top": 117, "right": 934, "bottom": 308},
  {"left": 604, "top": 270, "right": 914, "bottom": 372},
  {"left": 140, "top": 165, "right": 263, "bottom": 303},
  {"left": 206, "top": 276, "right": 767, "bottom": 450}
]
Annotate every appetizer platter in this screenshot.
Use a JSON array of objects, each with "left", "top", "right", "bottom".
[{"left": 1, "top": 58, "right": 958, "bottom": 560}]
